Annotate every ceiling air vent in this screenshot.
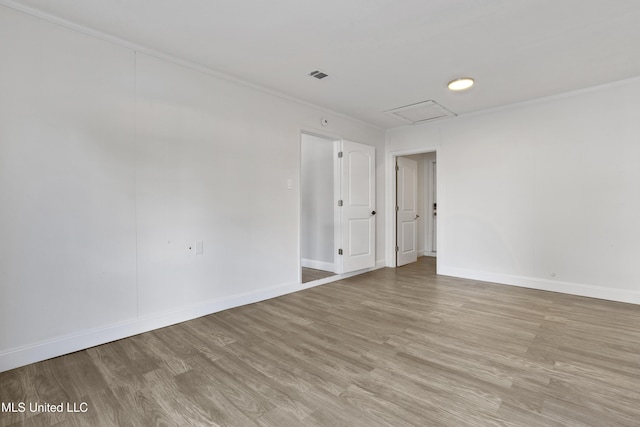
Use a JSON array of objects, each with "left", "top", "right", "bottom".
[
  {"left": 385, "top": 100, "right": 456, "bottom": 124},
  {"left": 309, "top": 70, "right": 329, "bottom": 79}
]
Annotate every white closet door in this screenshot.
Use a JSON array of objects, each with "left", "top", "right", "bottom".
[
  {"left": 397, "top": 157, "right": 418, "bottom": 266},
  {"left": 339, "top": 140, "right": 375, "bottom": 273}
]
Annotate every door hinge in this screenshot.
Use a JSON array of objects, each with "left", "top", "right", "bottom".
[
  {"left": 338, "top": 249, "right": 343, "bottom": 255},
  {"left": 338, "top": 200, "right": 343, "bottom": 206},
  {"left": 396, "top": 205, "right": 399, "bottom": 212},
  {"left": 338, "top": 151, "right": 343, "bottom": 158},
  {"left": 395, "top": 246, "right": 399, "bottom": 252},
  {"left": 395, "top": 164, "right": 399, "bottom": 172}
]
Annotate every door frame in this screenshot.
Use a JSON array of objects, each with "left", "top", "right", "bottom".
[
  {"left": 426, "top": 157, "right": 437, "bottom": 256},
  {"left": 386, "top": 147, "right": 440, "bottom": 269}
]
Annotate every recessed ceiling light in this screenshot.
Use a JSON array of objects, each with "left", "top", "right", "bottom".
[{"left": 448, "top": 77, "right": 474, "bottom": 91}]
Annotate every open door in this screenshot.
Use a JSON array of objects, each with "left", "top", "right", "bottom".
[
  {"left": 396, "top": 156, "right": 418, "bottom": 266},
  {"left": 338, "top": 140, "right": 376, "bottom": 274}
]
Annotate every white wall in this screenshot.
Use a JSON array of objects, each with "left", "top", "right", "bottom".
[
  {"left": 0, "top": 6, "right": 138, "bottom": 351},
  {"left": 387, "top": 78, "right": 640, "bottom": 304},
  {"left": 301, "top": 134, "right": 335, "bottom": 271},
  {"left": 0, "top": 5, "right": 385, "bottom": 371}
]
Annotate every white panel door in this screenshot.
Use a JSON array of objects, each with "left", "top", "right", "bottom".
[
  {"left": 340, "top": 140, "right": 376, "bottom": 273},
  {"left": 397, "top": 157, "right": 418, "bottom": 266}
]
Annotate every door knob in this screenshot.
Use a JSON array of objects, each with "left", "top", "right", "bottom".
[
  {"left": 371, "top": 210, "right": 376, "bottom": 215},
  {"left": 414, "top": 214, "right": 420, "bottom": 220}
]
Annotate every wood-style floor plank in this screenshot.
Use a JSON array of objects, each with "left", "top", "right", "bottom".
[
  {"left": 301, "top": 268, "right": 335, "bottom": 284},
  {"left": 2, "top": 257, "right": 640, "bottom": 426}
]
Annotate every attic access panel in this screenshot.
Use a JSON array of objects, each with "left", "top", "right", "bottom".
[{"left": 385, "top": 100, "right": 456, "bottom": 124}]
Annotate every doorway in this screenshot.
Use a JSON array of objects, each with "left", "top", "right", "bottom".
[
  {"left": 394, "top": 151, "right": 437, "bottom": 267},
  {"left": 301, "top": 132, "right": 337, "bottom": 283},
  {"left": 301, "top": 132, "right": 377, "bottom": 283}
]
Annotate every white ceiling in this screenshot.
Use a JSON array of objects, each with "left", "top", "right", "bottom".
[{"left": 5, "top": 0, "right": 640, "bottom": 128}]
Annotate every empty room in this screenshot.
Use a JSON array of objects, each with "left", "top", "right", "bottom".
[{"left": 2, "top": 1, "right": 640, "bottom": 426}]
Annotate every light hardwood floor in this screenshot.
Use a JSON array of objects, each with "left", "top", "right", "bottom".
[
  {"left": 301, "top": 267, "right": 335, "bottom": 284},
  {"left": 2, "top": 257, "right": 640, "bottom": 426}
]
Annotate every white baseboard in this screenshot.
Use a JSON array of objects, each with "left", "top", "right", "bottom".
[
  {"left": 418, "top": 250, "right": 438, "bottom": 258},
  {"left": 301, "top": 258, "right": 335, "bottom": 272},
  {"left": 418, "top": 250, "right": 437, "bottom": 258},
  {"left": 0, "top": 259, "right": 388, "bottom": 373},
  {"left": 438, "top": 266, "right": 640, "bottom": 305}
]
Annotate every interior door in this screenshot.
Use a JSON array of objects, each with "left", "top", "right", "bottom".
[
  {"left": 339, "top": 140, "right": 376, "bottom": 273},
  {"left": 397, "top": 157, "right": 418, "bottom": 266}
]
